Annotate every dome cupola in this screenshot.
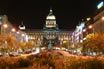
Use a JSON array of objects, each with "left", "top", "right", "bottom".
[{"left": 46, "top": 8, "right": 56, "bottom": 20}]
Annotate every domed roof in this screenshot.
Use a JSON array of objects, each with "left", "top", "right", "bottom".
[
  {"left": 19, "top": 21, "right": 26, "bottom": 30},
  {"left": 46, "top": 8, "right": 56, "bottom": 19}
]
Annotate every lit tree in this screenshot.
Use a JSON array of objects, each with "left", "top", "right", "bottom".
[
  {"left": 62, "top": 41, "right": 70, "bottom": 49},
  {"left": 19, "top": 40, "right": 27, "bottom": 51},
  {"left": 19, "top": 40, "right": 35, "bottom": 52},
  {"left": 0, "top": 34, "right": 6, "bottom": 46},
  {"left": 26, "top": 41, "right": 35, "bottom": 49},
  {"left": 0, "top": 34, "right": 6, "bottom": 53},
  {"left": 0, "top": 34, "right": 19, "bottom": 53},
  {"left": 82, "top": 33, "right": 104, "bottom": 55},
  {"left": 6, "top": 34, "right": 19, "bottom": 52}
]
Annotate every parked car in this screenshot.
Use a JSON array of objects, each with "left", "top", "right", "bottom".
[{"left": 9, "top": 52, "right": 19, "bottom": 57}]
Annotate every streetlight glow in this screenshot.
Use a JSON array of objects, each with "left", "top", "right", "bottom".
[
  {"left": 3, "top": 24, "right": 8, "bottom": 28},
  {"left": 12, "top": 28, "right": 16, "bottom": 32},
  {"left": 21, "top": 34, "right": 25, "bottom": 37},
  {"left": 16, "top": 31, "right": 20, "bottom": 34},
  {"left": 101, "top": 16, "right": 104, "bottom": 20},
  {"left": 88, "top": 25, "right": 92, "bottom": 29}
]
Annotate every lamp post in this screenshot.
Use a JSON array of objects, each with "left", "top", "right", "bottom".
[
  {"left": 3, "top": 24, "right": 8, "bottom": 28},
  {"left": 3, "top": 24, "right": 8, "bottom": 55},
  {"left": 21, "top": 33, "right": 25, "bottom": 41},
  {"left": 3, "top": 24, "right": 8, "bottom": 34}
]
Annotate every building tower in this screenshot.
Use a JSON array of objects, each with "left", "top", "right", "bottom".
[
  {"left": 45, "top": 8, "right": 57, "bottom": 29},
  {"left": 43, "top": 8, "right": 59, "bottom": 31},
  {"left": 43, "top": 8, "right": 59, "bottom": 48}
]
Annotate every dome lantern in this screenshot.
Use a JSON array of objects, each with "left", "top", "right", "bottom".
[{"left": 46, "top": 8, "right": 56, "bottom": 20}]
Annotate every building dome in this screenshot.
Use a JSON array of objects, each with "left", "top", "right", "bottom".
[
  {"left": 46, "top": 15, "right": 56, "bottom": 19},
  {"left": 19, "top": 21, "right": 26, "bottom": 30},
  {"left": 46, "top": 8, "right": 56, "bottom": 19}
]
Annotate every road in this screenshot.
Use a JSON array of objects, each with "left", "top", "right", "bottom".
[
  {"left": 57, "top": 50, "right": 104, "bottom": 60},
  {"left": 18, "top": 50, "right": 104, "bottom": 61}
]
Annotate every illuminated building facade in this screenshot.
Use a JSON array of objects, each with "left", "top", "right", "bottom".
[
  {"left": 24, "top": 9, "right": 72, "bottom": 47},
  {"left": 73, "top": 21, "right": 85, "bottom": 45},
  {"left": 43, "top": 8, "right": 59, "bottom": 46},
  {"left": 72, "top": 1, "right": 104, "bottom": 47},
  {"left": 0, "top": 15, "right": 27, "bottom": 41},
  {"left": 0, "top": 15, "right": 8, "bottom": 35},
  {"left": 92, "top": 1, "right": 104, "bottom": 33},
  {"left": 80, "top": 1, "right": 104, "bottom": 36}
]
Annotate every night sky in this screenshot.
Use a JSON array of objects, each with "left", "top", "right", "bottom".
[{"left": 0, "top": 0, "right": 101, "bottom": 30}]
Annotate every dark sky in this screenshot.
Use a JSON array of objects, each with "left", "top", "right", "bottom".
[{"left": 0, "top": 0, "right": 101, "bottom": 30}]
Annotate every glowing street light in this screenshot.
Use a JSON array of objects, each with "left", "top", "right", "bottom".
[
  {"left": 16, "top": 31, "right": 20, "bottom": 34},
  {"left": 88, "top": 25, "right": 92, "bottom": 29},
  {"left": 3, "top": 24, "right": 8, "bottom": 28},
  {"left": 101, "top": 16, "right": 104, "bottom": 21},
  {"left": 11, "top": 28, "right": 16, "bottom": 32},
  {"left": 88, "top": 25, "right": 95, "bottom": 34},
  {"left": 21, "top": 34, "right": 25, "bottom": 37}
]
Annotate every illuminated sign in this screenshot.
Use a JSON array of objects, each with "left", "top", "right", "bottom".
[{"left": 97, "top": 1, "right": 104, "bottom": 9}]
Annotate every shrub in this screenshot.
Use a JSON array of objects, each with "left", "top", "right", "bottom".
[
  {"left": 17, "top": 57, "right": 32, "bottom": 67},
  {"left": 0, "top": 57, "right": 18, "bottom": 69}
]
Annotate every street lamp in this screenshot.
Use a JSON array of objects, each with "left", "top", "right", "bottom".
[
  {"left": 101, "top": 16, "right": 104, "bottom": 21},
  {"left": 88, "top": 25, "right": 92, "bottom": 29},
  {"left": 11, "top": 28, "right": 16, "bottom": 32},
  {"left": 3, "top": 24, "right": 8, "bottom": 35},
  {"left": 3, "top": 24, "right": 8, "bottom": 54},
  {"left": 88, "top": 25, "right": 94, "bottom": 34},
  {"left": 3, "top": 24, "right": 8, "bottom": 28},
  {"left": 21, "top": 34, "right": 25, "bottom": 37},
  {"left": 16, "top": 31, "right": 20, "bottom": 34}
]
